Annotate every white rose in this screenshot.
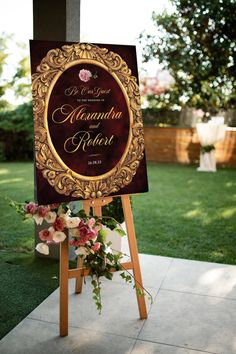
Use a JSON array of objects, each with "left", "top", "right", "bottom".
[
  {"left": 69, "top": 228, "right": 80, "bottom": 237},
  {"left": 52, "top": 231, "right": 67, "bottom": 243},
  {"left": 33, "top": 214, "right": 44, "bottom": 225},
  {"left": 58, "top": 207, "right": 71, "bottom": 218},
  {"left": 65, "top": 217, "right": 80, "bottom": 228},
  {"left": 75, "top": 246, "right": 89, "bottom": 256},
  {"left": 45, "top": 211, "right": 57, "bottom": 224},
  {"left": 35, "top": 242, "right": 49, "bottom": 255}
]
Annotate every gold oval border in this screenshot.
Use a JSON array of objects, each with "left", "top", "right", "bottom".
[
  {"left": 44, "top": 59, "right": 133, "bottom": 181},
  {"left": 32, "top": 43, "right": 145, "bottom": 199}
]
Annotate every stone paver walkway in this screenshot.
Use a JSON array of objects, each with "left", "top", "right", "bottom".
[{"left": 1, "top": 254, "right": 236, "bottom": 353}]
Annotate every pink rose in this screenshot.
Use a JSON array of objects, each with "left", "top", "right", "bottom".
[
  {"left": 69, "top": 239, "right": 81, "bottom": 247},
  {"left": 79, "top": 220, "right": 85, "bottom": 228},
  {"left": 39, "top": 229, "right": 53, "bottom": 242},
  {"left": 87, "top": 228, "right": 98, "bottom": 241},
  {"left": 53, "top": 217, "right": 65, "bottom": 231},
  {"left": 91, "top": 242, "right": 101, "bottom": 252},
  {"left": 79, "top": 225, "right": 90, "bottom": 244},
  {"left": 38, "top": 205, "right": 49, "bottom": 218},
  {"left": 26, "top": 202, "right": 37, "bottom": 215},
  {"left": 79, "top": 225, "right": 90, "bottom": 238},
  {"left": 87, "top": 218, "right": 95, "bottom": 228},
  {"left": 79, "top": 69, "right": 92, "bottom": 82},
  {"left": 49, "top": 203, "right": 60, "bottom": 210}
]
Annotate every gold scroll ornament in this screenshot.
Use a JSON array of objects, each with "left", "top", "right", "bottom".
[{"left": 32, "top": 43, "right": 145, "bottom": 200}]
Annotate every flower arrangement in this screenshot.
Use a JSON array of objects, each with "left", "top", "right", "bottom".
[
  {"left": 12, "top": 200, "right": 152, "bottom": 312},
  {"left": 201, "top": 144, "right": 215, "bottom": 154}
]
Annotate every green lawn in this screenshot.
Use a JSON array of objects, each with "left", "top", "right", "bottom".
[
  {"left": 133, "top": 163, "right": 236, "bottom": 264},
  {"left": 0, "top": 162, "right": 59, "bottom": 339},
  {"left": 0, "top": 161, "right": 236, "bottom": 339}
]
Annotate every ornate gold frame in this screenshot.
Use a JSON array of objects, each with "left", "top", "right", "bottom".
[{"left": 32, "top": 43, "right": 145, "bottom": 200}]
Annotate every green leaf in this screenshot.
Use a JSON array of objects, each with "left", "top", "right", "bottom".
[{"left": 114, "top": 227, "right": 126, "bottom": 237}]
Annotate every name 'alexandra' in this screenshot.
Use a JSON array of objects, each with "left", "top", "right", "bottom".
[{"left": 51, "top": 104, "right": 123, "bottom": 124}]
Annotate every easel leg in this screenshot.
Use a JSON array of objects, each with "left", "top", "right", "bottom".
[
  {"left": 75, "top": 201, "right": 91, "bottom": 294},
  {"left": 60, "top": 236, "right": 69, "bottom": 336},
  {"left": 121, "top": 195, "right": 147, "bottom": 319},
  {"left": 75, "top": 257, "right": 83, "bottom": 294}
]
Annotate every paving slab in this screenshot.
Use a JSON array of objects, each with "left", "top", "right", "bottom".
[
  {"left": 139, "top": 289, "right": 236, "bottom": 354},
  {"left": 0, "top": 318, "right": 135, "bottom": 354},
  {"left": 28, "top": 277, "right": 156, "bottom": 338},
  {"left": 1, "top": 254, "right": 236, "bottom": 354},
  {"left": 112, "top": 254, "right": 173, "bottom": 289},
  {"left": 162, "top": 258, "right": 236, "bottom": 299},
  {"left": 132, "top": 340, "right": 213, "bottom": 354}
]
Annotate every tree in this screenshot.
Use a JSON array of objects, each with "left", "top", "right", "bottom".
[
  {"left": 140, "top": 0, "right": 236, "bottom": 115},
  {"left": 0, "top": 34, "right": 12, "bottom": 110}
]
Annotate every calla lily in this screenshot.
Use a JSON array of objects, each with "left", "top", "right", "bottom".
[
  {"left": 33, "top": 214, "right": 44, "bottom": 225},
  {"left": 52, "top": 231, "right": 67, "bottom": 243},
  {"left": 35, "top": 242, "right": 49, "bottom": 255}
]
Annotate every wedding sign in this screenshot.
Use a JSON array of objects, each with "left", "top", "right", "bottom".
[{"left": 30, "top": 40, "right": 148, "bottom": 204}]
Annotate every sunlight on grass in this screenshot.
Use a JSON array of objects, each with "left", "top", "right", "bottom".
[
  {"left": 184, "top": 209, "right": 203, "bottom": 218},
  {"left": 0, "top": 169, "right": 10, "bottom": 175},
  {"left": 220, "top": 207, "right": 236, "bottom": 219},
  {"left": 225, "top": 181, "right": 236, "bottom": 187},
  {"left": 192, "top": 201, "right": 202, "bottom": 206},
  {"left": 0, "top": 178, "right": 24, "bottom": 185}
]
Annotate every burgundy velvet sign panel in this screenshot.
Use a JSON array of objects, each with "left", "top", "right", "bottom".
[{"left": 30, "top": 40, "right": 148, "bottom": 204}]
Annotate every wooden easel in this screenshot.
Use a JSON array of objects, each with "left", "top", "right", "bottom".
[{"left": 59, "top": 194, "right": 147, "bottom": 336}]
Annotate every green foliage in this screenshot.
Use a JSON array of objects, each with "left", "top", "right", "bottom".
[
  {"left": 142, "top": 106, "right": 180, "bottom": 126},
  {"left": 140, "top": 0, "right": 236, "bottom": 114},
  {"left": 0, "top": 34, "right": 11, "bottom": 104},
  {"left": 0, "top": 102, "right": 34, "bottom": 161},
  {"left": 102, "top": 197, "right": 124, "bottom": 223},
  {"left": 11, "top": 54, "right": 31, "bottom": 100},
  {"left": 201, "top": 144, "right": 215, "bottom": 154}
]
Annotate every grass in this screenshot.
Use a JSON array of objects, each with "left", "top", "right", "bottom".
[
  {"left": 0, "top": 161, "right": 236, "bottom": 338},
  {"left": 133, "top": 163, "right": 236, "bottom": 265},
  {"left": 0, "top": 162, "right": 59, "bottom": 339},
  {"left": 0, "top": 252, "right": 59, "bottom": 339}
]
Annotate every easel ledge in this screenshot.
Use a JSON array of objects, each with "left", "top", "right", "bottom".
[{"left": 60, "top": 194, "right": 147, "bottom": 337}]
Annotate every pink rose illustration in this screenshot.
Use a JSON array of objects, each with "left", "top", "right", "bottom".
[{"left": 78, "top": 69, "right": 92, "bottom": 82}]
